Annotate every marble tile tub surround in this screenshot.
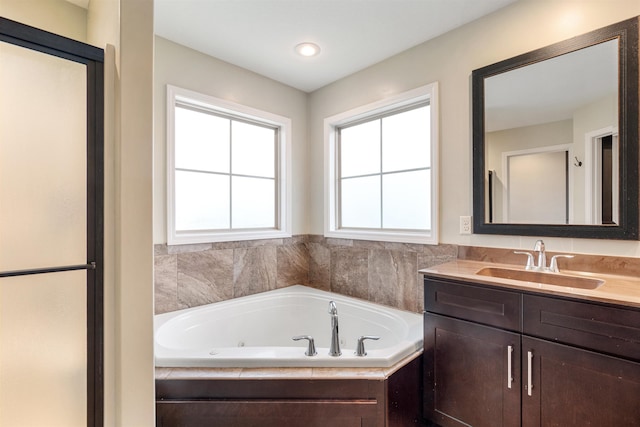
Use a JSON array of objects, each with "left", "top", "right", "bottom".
[{"left": 154, "top": 235, "right": 457, "bottom": 315}]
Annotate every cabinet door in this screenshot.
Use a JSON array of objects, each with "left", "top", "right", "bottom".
[
  {"left": 424, "top": 313, "right": 521, "bottom": 427},
  {"left": 522, "top": 336, "right": 640, "bottom": 427}
]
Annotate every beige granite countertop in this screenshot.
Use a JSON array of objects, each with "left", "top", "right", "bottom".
[
  {"left": 420, "top": 260, "right": 640, "bottom": 309},
  {"left": 156, "top": 349, "right": 423, "bottom": 380}
]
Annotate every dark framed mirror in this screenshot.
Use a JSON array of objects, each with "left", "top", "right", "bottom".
[{"left": 473, "top": 17, "right": 639, "bottom": 239}]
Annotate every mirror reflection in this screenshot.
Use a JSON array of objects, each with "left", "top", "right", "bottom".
[{"left": 485, "top": 39, "right": 618, "bottom": 225}]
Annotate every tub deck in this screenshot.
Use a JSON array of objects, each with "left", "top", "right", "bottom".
[{"left": 156, "top": 349, "right": 422, "bottom": 381}]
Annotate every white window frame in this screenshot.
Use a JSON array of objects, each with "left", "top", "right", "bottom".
[
  {"left": 324, "top": 83, "right": 439, "bottom": 244},
  {"left": 166, "top": 85, "right": 292, "bottom": 245}
]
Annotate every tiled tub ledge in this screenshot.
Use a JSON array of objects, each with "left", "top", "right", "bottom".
[{"left": 155, "top": 349, "right": 422, "bottom": 381}]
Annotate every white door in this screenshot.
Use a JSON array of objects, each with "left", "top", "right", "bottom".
[{"left": 507, "top": 150, "right": 568, "bottom": 224}]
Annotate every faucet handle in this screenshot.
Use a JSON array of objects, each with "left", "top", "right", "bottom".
[
  {"left": 549, "top": 255, "right": 574, "bottom": 273},
  {"left": 514, "top": 251, "right": 535, "bottom": 270},
  {"left": 355, "top": 335, "right": 380, "bottom": 357},
  {"left": 292, "top": 335, "right": 317, "bottom": 356}
]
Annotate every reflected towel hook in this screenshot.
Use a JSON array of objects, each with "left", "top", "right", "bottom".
[{"left": 574, "top": 156, "right": 582, "bottom": 167}]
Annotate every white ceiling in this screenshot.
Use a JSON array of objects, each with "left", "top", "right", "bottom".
[{"left": 154, "top": 0, "right": 519, "bottom": 93}]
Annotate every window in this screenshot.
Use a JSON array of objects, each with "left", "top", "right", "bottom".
[
  {"left": 167, "top": 85, "right": 291, "bottom": 244},
  {"left": 324, "top": 83, "right": 438, "bottom": 244}
]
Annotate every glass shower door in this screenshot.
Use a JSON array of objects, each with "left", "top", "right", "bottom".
[{"left": 0, "top": 19, "right": 103, "bottom": 427}]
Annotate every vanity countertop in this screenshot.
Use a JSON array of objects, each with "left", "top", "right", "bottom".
[{"left": 420, "top": 259, "right": 640, "bottom": 309}]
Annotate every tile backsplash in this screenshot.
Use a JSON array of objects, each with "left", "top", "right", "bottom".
[{"left": 154, "top": 235, "right": 457, "bottom": 314}]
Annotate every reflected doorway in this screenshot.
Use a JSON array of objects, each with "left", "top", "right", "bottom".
[{"left": 503, "top": 147, "right": 570, "bottom": 224}]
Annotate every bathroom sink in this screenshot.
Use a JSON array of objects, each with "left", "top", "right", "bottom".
[{"left": 475, "top": 267, "right": 604, "bottom": 290}]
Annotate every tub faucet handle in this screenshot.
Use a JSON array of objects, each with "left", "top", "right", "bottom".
[
  {"left": 355, "top": 335, "right": 380, "bottom": 357},
  {"left": 292, "top": 335, "right": 317, "bottom": 356}
]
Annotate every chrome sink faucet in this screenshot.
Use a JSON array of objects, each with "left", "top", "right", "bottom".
[
  {"left": 533, "top": 239, "right": 546, "bottom": 270},
  {"left": 514, "top": 239, "right": 574, "bottom": 273},
  {"left": 328, "top": 301, "right": 341, "bottom": 356}
]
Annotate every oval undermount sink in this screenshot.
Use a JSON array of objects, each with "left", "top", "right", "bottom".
[{"left": 475, "top": 267, "right": 604, "bottom": 290}]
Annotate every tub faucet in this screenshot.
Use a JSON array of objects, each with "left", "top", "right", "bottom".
[{"left": 328, "top": 301, "right": 341, "bottom": 356}]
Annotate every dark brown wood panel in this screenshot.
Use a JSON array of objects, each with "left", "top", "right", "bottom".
[
  {"left": 523, "top": 294, "right": 640, "bottom": 361},
  {"left": 387, "top": 354, "right": 423, "bottom": 427},
  {"left": 522, "top": 336, "right": 640, "bottom": 427},
  {"left": 157, "top": 400, "right": 376, "bottom": 427},
  {"left": 424, "top": 313, "right": 521, "bottom": 427},
  {"left": 156, "top": 378, "right": 382, "bottom": 400},
  {"left": 424, "top": 277, "right": 521, "bottom": 331}
]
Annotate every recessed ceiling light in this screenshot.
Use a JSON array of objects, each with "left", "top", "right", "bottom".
[{"left": 295, "top": 42, "right": 321, "bottom": 57}]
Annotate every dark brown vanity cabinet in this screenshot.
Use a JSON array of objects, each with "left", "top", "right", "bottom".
[
  {"left": 423, "top": 277, "right": 640, "bottom": 427},
  {"left": 424, "top": 313, "right": 521, "bottom": 427}
]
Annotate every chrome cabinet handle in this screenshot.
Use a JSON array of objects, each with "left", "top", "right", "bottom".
[
  {"left": 527, "top": 350, "right": 534, "bottom": 397},
  {"left": 507, "top": 345, "right": 513, "bottom": 389}
]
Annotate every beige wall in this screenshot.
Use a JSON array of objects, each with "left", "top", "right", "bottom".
[
  {"left": 308, "top": 0, "right": 640, "bottom": 257},
  {"left": 572, "top": 93, "right": 619, "bottom": 223},
  {"left": 115, "top": 0, "right": 155, "bottom": 425},
  {"left": 0, "top": 0, "right": 87, "bottom": 40},
  {"left": 89, "top": 0, "right": 155, "bottom": 424},
  {"left": 153, "top": 36, "right": 310, "bottom": 243}
]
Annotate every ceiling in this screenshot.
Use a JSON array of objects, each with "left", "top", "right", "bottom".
[{"left": 154, "top": 0, "right": 519, "bottom": 93}]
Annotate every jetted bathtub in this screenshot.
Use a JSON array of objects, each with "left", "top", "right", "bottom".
[{"left": 155, "top": 285, "right": 423, "bottom": 368}]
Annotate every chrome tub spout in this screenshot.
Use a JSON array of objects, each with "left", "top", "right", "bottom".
[{"left": 328, "top": 301, "right": 341, "bottom": 356}]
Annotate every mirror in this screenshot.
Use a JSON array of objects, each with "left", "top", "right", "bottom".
[{"left": 472, "top": 17, "right": 639, "bottom": 239}]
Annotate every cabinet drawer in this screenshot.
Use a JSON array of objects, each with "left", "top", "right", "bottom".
[
  {"left": 424, "top": 278, "right": 521, "bottom": 331},
  {"left": 523, "top": 295, "right": 640, "bottom": 362}
]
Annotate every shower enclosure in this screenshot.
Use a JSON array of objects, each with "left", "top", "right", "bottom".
[{"left": 0, "top": 18, "right": 104, "bottom": 426}]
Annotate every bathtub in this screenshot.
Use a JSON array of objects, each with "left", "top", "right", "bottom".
[{"left": 155, "top": 285, "right": 423, "bottom": 368}]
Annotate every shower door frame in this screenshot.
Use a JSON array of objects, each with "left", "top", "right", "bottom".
[{"left": 0, "top": 17, "right": 104, "bottom": 427}]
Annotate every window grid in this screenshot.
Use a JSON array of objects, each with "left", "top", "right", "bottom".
[
  {"left": 173, "top": 101, "right": 279, "bottom": 233},
  {"left": 167, "top": 85, "right": 292, "bottom": 245},
  {"left": 337, "top": 101, "right": 430, "bottom": 232}
]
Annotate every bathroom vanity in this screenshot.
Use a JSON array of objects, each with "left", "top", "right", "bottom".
[{"left": 421, "top": 260, "right": 640, "bottom": 427}]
